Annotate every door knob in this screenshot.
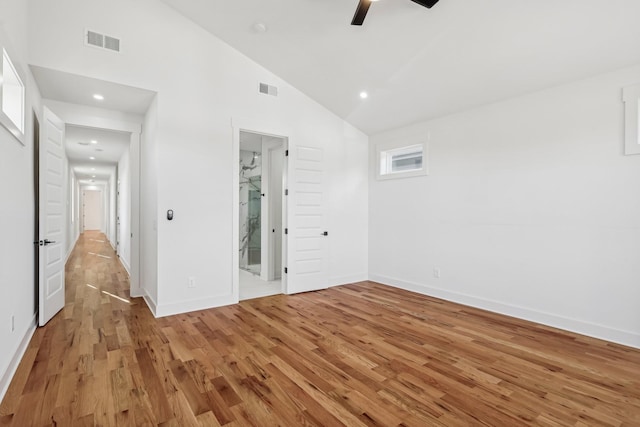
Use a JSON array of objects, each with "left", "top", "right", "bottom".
[
  {"left": 43, "top": 239, "right": 56, "bottom": 245},
  {"left": 322, "top": 231, "right": 328, "bottom": 236}
]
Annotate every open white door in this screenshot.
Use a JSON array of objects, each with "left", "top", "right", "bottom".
[
  {"left": 39, "top": 107, "right": 65, "bottom": 326},
  {"left": 286, "top": 145, "right": 328, "bottom": 294}
]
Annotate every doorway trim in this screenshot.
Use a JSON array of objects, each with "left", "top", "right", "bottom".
[
  {"left": 32, "top": 110, "right": 40, "bottom": 316},
  {"left": 231, "top": 118, "right": 290, "bottom": 302},
  {"left": 45, "top": 108, "right": 142, "bottom": 297}
]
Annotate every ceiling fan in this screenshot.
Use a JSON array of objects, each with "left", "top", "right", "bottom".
[{"left": 351, "top": 0, "right": 440, "bottom": 26}]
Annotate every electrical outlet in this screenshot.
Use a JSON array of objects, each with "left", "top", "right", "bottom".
[
  {"left": 188, "top": 277, "right": 196, "bottom": 288},
  {"left": 11, "top": 315, "right": 15, "bottom": 333},
  {"left": 433, "top": 268, "right": 441, "bottom": 279}
]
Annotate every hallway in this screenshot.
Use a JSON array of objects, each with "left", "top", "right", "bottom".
[{"left": 0, "top": 232, "right": 140, "bottom": 425}]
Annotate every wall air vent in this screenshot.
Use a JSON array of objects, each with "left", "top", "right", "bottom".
[
  {"left": 104, "top": 36, "right": 120, "bottom": 52},
  {"left": 85, "top": 29, "right": 121, "bottom": 53},
  {"left": 259, "top": 83, "right": 278, "bottom": 97},
  {"left": 86, "top": 31, "right": 104, "bottom": 48}
]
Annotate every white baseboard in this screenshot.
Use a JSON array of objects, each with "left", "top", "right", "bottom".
[
  {"left": 328, "top": 273, "right": 368, "bottom": 287},
  {"left": 65, "top": 234, "right": 80, "bottom": 263},
  {"left": 142, "top": 290, "right": 158, "bottom": 317},
  {"left": 0, "top": 314, "right": 37, "bottom": 403},
  {"left": 369, "top": 274, "right": 640, "bottom": 350},
  {"left": 154, "top": 294, "right": 237, "bottom": 318},
  {"left": 119, "top": 256, "right": 131, "bottom": 277}
]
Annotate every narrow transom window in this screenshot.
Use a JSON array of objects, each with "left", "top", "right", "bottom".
[{"left": 378, "top": 143, "right": 427, "bottom": 179}]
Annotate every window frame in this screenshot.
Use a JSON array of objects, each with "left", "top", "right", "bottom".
[
  {"left": 376, "top": 137, "right": 429, "bottom": 180},
  {"left": 0, "top": 41, "right": 26, "bottom": 146}
]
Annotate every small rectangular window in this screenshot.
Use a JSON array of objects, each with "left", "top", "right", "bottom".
[
  {"left": 378, "top": 142, "right": 427, "bottom": 179},
  {"left": 0, "top": 47, "right": 26, "bottom": 144}
]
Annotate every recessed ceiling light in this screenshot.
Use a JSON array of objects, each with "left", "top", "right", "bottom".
[
  {"left": 93, "top": 94, "right": 104, "bottom": 101},
  {"left": 92, "top": 175, "right": 96, "bottom": 178},
  {"left": 89, "top": 156, "right": 95, "bottom": 160},
  {"left": 359, "top": 91, "right": 368, "bottom": 99},
  {"left": 91, "top": 140, "right": 98, "bottom": 144}
]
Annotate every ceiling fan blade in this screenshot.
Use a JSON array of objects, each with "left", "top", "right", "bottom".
[
  {"left": 409, "top": 0, "right": 440, "bottom": 8},
  {"left": 351, "top": 0, "right": 372, "bottom": 26}
]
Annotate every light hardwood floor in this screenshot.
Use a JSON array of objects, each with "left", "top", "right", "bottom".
[{"left": 1, "top": 231, "right": 639, "bottom": 426}]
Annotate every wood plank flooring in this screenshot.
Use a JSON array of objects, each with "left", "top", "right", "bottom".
[{"left": 1, "top": 231, "right": 639, "bottom": 426}]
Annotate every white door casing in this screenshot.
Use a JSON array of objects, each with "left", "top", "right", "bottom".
[
  {"left": 42, "top": 111, "right": 141, "bottom": 297},
  {"left": 286, "top": 145, "right": 328, "bottom": 294},
  {"left": 232, "top": 119, "right": 290, "bottom": 302},
  {"left": 39, "top": 107, "right": 66, "bottom": 326}
]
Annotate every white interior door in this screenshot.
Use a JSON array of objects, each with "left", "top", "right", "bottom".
[
  {"left": 286, "top": 145, "right": 328, "bottom": 294},
  {"left": 39, "top": 107, "right": 66, "bottom": 326},
  {"left": 83, "top": 190, "right": 103, "bottom": 231}
]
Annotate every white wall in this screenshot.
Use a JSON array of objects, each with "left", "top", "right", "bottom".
[
  {"left": 64, "top": 164, "right": 80, "bottom": 258},
  {"left": 28, "top": 0, "right": 369, "bottom": 316},
  {"left": 103, "top": 184, "right": 110, "bottom": 234},
  {"left": 118, "top": 146, "right": 131, "bottom": 273},
  {"left": 0, "top": 0, "right": 41, "bottom": 401},
  {"left": 43, "top": 100, "right": 144, "bottom": 127},
  {"left": 328, "top": 123, "right": 369, "bottom": 285},
  {"left": 369, "top": 64, "right": 640, "bottom": 348},
  {"left": 108, "top": 171, "right": 117, "bottom": 248}
]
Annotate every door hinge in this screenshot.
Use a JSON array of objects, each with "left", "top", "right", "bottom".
[
  {"left": 285, "top": 150, "right": 289, "bottom": 157},
  {"left": 285, "top": 228, "right": 288, "bottom": 235},
  {"left": 284, "top": 267, "right": 288, "bottom": 274},
  {"left": 285, "top": 189, "right": 288, "bottom": 196}
]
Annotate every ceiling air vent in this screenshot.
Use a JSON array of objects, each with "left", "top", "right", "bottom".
[
  {"left": 259, "top": 83, "right": 278, "bottom": 97},
  {"left": 85, "top": 29, "right": 121, "bottom": 53}
]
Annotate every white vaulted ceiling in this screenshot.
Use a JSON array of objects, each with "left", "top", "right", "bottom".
[{"left": 160, "top": 0, "right": 640, "bottom": 134}]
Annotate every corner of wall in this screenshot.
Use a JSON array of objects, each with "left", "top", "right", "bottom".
[
  {"left": 142, "top": 291, "right": 158, "bottom": 317},
  {"left": 154, "top": 294, "right": 236, "bottom": 318}
]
